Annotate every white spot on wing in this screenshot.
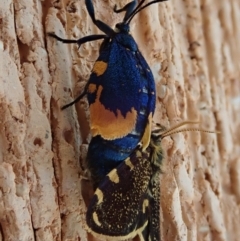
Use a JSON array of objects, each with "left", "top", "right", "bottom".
[
  {"left": 107, "top": 168, "right": 120, "bottom": 183},
  {"left": 93, "top": 212, "right": 101, "bottom": 226}
]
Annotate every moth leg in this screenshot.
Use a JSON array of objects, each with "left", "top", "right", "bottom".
[
  {"left": 61, "top": 88, "right": 87, "bottom": 110},
  {"left": 48, "top": 33, "right": 107, "bottom": 48},
  {"left": 48, "top": 33, "right": 108, "bottom": 109}
]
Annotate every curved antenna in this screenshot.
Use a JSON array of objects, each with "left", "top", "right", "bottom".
[
  {"left": 158, "top": 121, "right": 200, "bottom": 136},
  {"left": 85, "top": 0, "right": 114, "bottom": 35},
  {"left": 127, "top": 0, "right": 146, "bottom": 20},
  {"left": 114, "top": 0, "right": 146, "bottom": 23},
  {"left": 152, "top": 120, "right": 220, "bottom": 139},
  {"left": 152, "top": 121, "right": 200, "bottom": 135},
  {"left": 127, "top": 0, "right": 168, "bottom": 24},
  {"left": 161, "top": 128, "right": 220, "bottom": 138}
]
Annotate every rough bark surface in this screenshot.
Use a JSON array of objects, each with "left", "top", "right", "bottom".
[{"left": 0, "top": 0, "right": 240, "bottom": 241}]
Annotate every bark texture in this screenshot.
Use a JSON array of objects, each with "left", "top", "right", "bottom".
[{"left": 0, "top": 0, "right": 240, "bottom": 241}]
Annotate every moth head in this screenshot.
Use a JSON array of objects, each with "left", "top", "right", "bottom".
[{"left": 114, "top": 23, "right": 130, "bottom": 33}]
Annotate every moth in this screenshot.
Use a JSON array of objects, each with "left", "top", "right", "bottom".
[
  {"left": 48, "top": 0, "right": 167, "bottom": 188},
  {"left": 86, "top": 121, "right": 218, "bottom": 240},
  {"left": 86, "top": 128, "right": 163, "bottom": 241}
]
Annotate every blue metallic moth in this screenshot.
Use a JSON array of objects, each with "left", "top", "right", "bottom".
[{"left": 48, "top": 0, "right": 168, "bottom": 188}]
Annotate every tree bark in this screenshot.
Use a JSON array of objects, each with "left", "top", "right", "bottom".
[{"left": 0, "top": 0, "right": 240, "bottom": 241}]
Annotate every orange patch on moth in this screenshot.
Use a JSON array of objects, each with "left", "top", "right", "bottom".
[
  {"left": 140, "top": 113, "right": 153, "bottom": 151},
  {"left": 90, "top": 85, "right": 137, "bottom": 140},
  {"left": 92, "top": 61, "right": 108, "bottom": 76},
  {"left": 88, "top": 83, "right": 97, "bottom": 93}
]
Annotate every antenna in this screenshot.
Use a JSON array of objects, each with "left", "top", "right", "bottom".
[
  {"left": 152, "top": 120, "right": 220, "bottom": 139},
  {"left": 127, "top": 0, "right": 168, "bottom": 24}
]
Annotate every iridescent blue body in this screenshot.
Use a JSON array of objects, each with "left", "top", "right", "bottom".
[
  {"left": 87, "top": 32, "right": 156, "bottom": 187},
  {"left": 87, "top": 33, "right": 154, "bottom": 117},
  {"left": 48, "top": 0, "right": 163, "bottom": 188}
]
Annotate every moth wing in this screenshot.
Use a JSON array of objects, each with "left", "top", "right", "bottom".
[
  {"left": 139, "top": 180, "right": 160, "bottom": 241},
  {"left": 87, "top": 40, "right": 156, "bottom": 140},
  {"left": 86, "top": 146, "right": 152, "bottom": 240}
]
